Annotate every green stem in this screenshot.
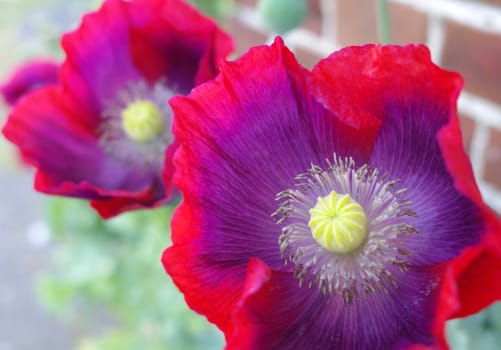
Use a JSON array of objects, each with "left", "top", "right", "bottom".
[{"left": 377, "top": 0, "right": 391, "bottom": 44}]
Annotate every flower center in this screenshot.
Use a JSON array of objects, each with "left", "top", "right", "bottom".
[
  {"left": 99, "top": 81, "right": 174, "bottom": 174},
  {"left": 121, "top": 100, "right": 164, "bottom": 143},
  {"left": 273, "top": 155, "right": 419, "bottom": 304},
  {"left": 309, "top": 191, "right": 367, "bottom": 254}
]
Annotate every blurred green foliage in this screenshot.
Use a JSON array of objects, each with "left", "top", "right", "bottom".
[
  {"left": 257, "top": 0, "right": 307, "bottom": 34},
  {"left": 0, "top": 0, "right": 101, "bottom": 60},
  {"left": 188, "top": 0, "right": 235, "bottom": 21},
  {"left": 39, "top": 198, "right": 224, "bottom": 350},
  {"left": 447, "top": 302, "right": 501, "bottom": 349}
]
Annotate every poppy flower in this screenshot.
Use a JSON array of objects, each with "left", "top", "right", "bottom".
[
  {"left": 2, "top": 0, "right": 233, "bottom": 218},
  {"left": 163, "top": 38, "right": 501, "bottom": 349},
  {"left": 1, "top": 60, "right": 59, "bottom": 106}
]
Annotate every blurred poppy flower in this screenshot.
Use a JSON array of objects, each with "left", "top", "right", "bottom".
[
  {"left": 0, "top": 60, "right": 59, "bottom": 106},
  {"left": 2, "top": 0, "right": 233, "bottom": 218},
  {"left": 163, "top": 38, "right": 501, "bottom": 349}
]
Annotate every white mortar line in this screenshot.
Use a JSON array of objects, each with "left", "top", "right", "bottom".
[
  {"left": 469, "top": 123, "right": 489, "bottom": 180},
  {"left": 426, "top": 14, "right": 445, "bottom": 64},
  {"left": 235, "top": 5, "right": 266, "bottom": 33},
  {"left": 321, "top": 0, "right": 338, "bottom": 44},
  {"left": 459, "top": 92, "right": 501, "bottom": 130},
  {"left": 479, "top": 182, "right": 501, "bottom": 213},
  {"left": 284, "top": 30, "right": 339, "bottom": 57},
  {"left": 391, "top": 0, "right": 501, "bottom": 35}
]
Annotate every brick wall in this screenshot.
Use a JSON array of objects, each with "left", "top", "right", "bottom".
[{"left": 226, "top": 0, "right": 501, "bottom": 213}]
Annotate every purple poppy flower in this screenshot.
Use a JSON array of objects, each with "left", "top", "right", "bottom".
[
  {"left": 2, "top": 0, "right": 234, "bottom": 218},
  {"left": 162, "top": 38, "right": 501, "bottom": 349}
]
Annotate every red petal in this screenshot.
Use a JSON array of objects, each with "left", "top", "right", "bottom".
[
  {"left": 126, "top": 0, "right": 234, "bottom": 90},
  {"left": 162, "top": 200, "right": 245, "bottom": 332},
  {"left": 225, "top": 258, "right": 292, "bottom": 350},
  {"left": 429, "top": 80, "right": 501, "bottom": 347},
  {"left": 311, "top": 45, "right": 459, "bottom": 131}
]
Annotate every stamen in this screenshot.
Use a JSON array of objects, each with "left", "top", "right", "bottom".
[{"left": 273, "top": 155, "right": 419, "bottom": 304}]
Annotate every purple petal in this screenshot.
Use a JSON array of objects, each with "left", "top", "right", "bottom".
[{"left": 1, "top": 60, "right": 59, "bottom": 106}]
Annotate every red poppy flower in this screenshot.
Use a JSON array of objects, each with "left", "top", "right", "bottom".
[
  {"left": 2, "top": 0, "right": 233, "bottom": 218},
  {"left": 163, "top": 38, "right": 501, "bottom": 349}
]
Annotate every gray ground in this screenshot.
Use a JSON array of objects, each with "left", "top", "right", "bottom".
[
  {"left": 0, "top": 2, "right": 75, "bottom": 348},
  {"left": 0, "top": 167, "right": 72, "bottom": 350}
]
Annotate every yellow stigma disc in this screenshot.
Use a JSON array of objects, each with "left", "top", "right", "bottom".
[
  {"left": 308, "top": 191, "right": 368, "bottom": 254},
  {"left": 121, "top": 100, "right": 164, "bottom": 143}
]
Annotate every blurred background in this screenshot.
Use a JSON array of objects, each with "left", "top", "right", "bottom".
[{"left": 0, "top": 0, "right": 500, "bottom": 349}]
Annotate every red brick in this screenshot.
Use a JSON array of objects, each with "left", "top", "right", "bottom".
[
  {"left": 484, "top": 128, "right": 501, "bottom": 190},
  {"left": 302, "top": 0, "right": 322, "bottom": 35},
  {"left": 478, "top": 0, "right": 501, "bottom": 6},
  {"left": 458, "top": 113, "right": 476, "bottom": 153},
  {"left": 388, "top": 3, "right": 427, "bottom": 45},
  {"left": 308, "top": 0, "right": 321, "bottom": 12},
  {"left": 223, "top": 18, "right": 267, "bottom": 59},
  {"left": 336, "top": 1, "right": 426, "bottom": 46},
  {"left": 442, "top": 21, "right": 501, "bottom": 105},
  {"left": 337, "top": 0, "right": 378, "bottom": 46},
  {"left": 295, "top": 47, "right": 323, "bottom": 70}
]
